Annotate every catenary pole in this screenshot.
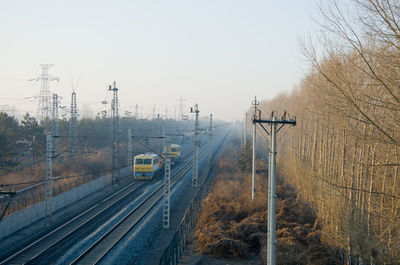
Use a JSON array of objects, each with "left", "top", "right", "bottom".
[
  {"left": 191, "top": 104, "right": 199, "bottom": 187},
  {"left": 128, "top": 129, "right": 133, "bottom": 177},
  {"left": 45, "top": 133, "right": 53, "bottom": 225},
  {"left": 163, "top": 135, "right": 171, "bottom": 229},
  {"left": 109, "top": 81, "right": 120, "bottom": 184},
  {"left": 52, "top": 93, "right": 60, "bottom": 161}
]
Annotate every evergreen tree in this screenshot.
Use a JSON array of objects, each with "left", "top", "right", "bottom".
[
  {"left": 237, "top": 142, "right": 251, "bottom": 171},
  {"left": 0, "top": 112, "right": 20, "bottom": 169}
]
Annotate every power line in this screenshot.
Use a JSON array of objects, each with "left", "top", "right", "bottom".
[{"left": 0, "top": 166, "right": 115, "bottom": 188}]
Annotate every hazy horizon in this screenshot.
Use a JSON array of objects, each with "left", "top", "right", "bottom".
[{"left": 0, "top": 0, "right": 319, "bottom": 122}]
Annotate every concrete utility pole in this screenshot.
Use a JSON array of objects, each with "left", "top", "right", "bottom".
[
  {"left": 208, "top": 114, "right": 213, "bottom": 168},
  {"left": 190, "top": 104, "right": 200, "bottom": 187},
  {"left": 135, "top": 104, "right": 139, "bottom": 119},
  {"left": 163, "top": 135, "right": 171, "bottom": 229},
  {"left": 109, "top": 81, "right": 120, "bottom": 185},
  {"left": 253, "top": 112, "right": 296, "bottom": 265},
  {"left": 52, "top": 94, "right": 60, "bottom": 161},
  {"left": 268, "top": 117, "right": 277, "bottom": 265},
  {"left": 45, "top": 133, "right": 53, "bottom": 225},
  {"left": 251, "top": 97, "right": 259, "bottom": 200},
  {"left": 178, "top": 96, "right": 184, "bottom": 120},
  {"left": 244, "top": 112, "right": 247, "bottom": 147},
  {"left": 158, "top": 117, "right": 163, "bottom": 155},
  {"left": 128, "top": 129, "right": 133, "bottom": 177}
]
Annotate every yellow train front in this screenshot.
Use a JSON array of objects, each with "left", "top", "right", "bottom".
[
  {"left": 134, "top": 153, "right": 162, "bottom": 180},
  {"left": 165, "top": 144, "right": 181, "bottom": 165}
]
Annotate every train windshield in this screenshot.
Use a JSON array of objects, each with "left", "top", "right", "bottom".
[
  {"left": 171, "top": 148, "right": 177, "bottom": 152},
  {"left": 144, "top": 159, "right": 152, "bottom": 164},
  {"left": 136, "top": 159, "right": 144, "bottom": 164}
]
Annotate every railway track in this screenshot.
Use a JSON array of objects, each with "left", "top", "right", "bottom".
[
  {"left": 0, "top": 144, "right": 205, "bottom": 265},
  {"left": 69, "top": 146, "right": 208, "bottom": 265},
  {"left": 0, "top": 180, "right": 146, "bottom": 265}
]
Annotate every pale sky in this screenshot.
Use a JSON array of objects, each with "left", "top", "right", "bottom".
[{"left": 0, "top": 0, "right": 319, "bottom": 121}]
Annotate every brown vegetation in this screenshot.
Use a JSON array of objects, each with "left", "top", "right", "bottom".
[
  {"left": 195, "top": 138, "right": 339, "bottom": 264},
  {"left": 0, "top": 131, "right": 163, "bottom": 217},
  {"left": 0, "top": 148, "right": 113, "bottom": 217},
  {"left": 251, "top": 1, "right": 400, "bottom": 263}
]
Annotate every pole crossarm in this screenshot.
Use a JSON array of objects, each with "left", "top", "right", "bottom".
[
  {"left": 257, "top": 123, "right": 270, "bottom": 136},
  {"left": 253, "top": 118, "right": 296, "bottom": 126},
  {"left": 131, "top": 133, "right": 185, "bottom": 159},
  {"left": 0, "top": 191, "right": 16, "bottom": 195}
]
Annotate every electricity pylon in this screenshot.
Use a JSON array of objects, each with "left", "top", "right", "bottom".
[{"left": 29, "top": 64, "right": 59, "bottom": 121}]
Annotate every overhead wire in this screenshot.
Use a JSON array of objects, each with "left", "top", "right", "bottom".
[{"left": 0, "top": 167, "right": 114, "bottom": 188}]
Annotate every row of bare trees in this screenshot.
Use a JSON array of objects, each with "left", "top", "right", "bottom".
[{"left": 256, "top": 0, "right": 400, "bottom": 263}]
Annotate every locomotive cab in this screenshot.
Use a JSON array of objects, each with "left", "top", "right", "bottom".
[{"left": 134, "top": 153, "right": 161, "bottom": 180}]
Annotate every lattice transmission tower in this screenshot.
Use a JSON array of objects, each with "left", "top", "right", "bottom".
[{"left": 29, "top": 64, "right": 59, "bottom": 121}]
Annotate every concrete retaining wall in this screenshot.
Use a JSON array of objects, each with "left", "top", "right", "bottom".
[{"left": 0, "top": 169, "right": 122, "bottom": 239}]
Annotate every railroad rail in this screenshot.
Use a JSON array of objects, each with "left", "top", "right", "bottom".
[
  {"left": 0, "top": 180, "right": 145, "bottom": 265},
  {"left": 159, "top": 131, "right": 229, "bottom": 265},
  {"left": 70, "top": 145, "right": 208, "bottom": 265},
  {"left": 0, "top": 144, "right": 203, "bottom": 265}
]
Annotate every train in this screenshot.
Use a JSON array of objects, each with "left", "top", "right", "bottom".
[
  {"left": 133, "top": 144, "right": 181, "bottom": 180},
  {"left": 169, "top": 144, "right": 181, "bottom": 165}
]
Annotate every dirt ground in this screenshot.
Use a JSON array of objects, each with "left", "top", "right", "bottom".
[{"left": 179, "top": 239, "right": 263, "bottom": 265}]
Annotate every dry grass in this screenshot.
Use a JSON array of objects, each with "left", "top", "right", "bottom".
[
  {"left": 195, "top": 142, "right": 268, "bottom": 258},
  {"left": 194, "top": 137, "right": 341, "bottom": 264},
  {"left": 0, "top": 140, "right": 160, "bottom": 217},
  {"left": 0, "top": 148, "right": 113, "bottom": 217},
  {"left": 0, "top": 130, "right": 163, "bottom": 219}
]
